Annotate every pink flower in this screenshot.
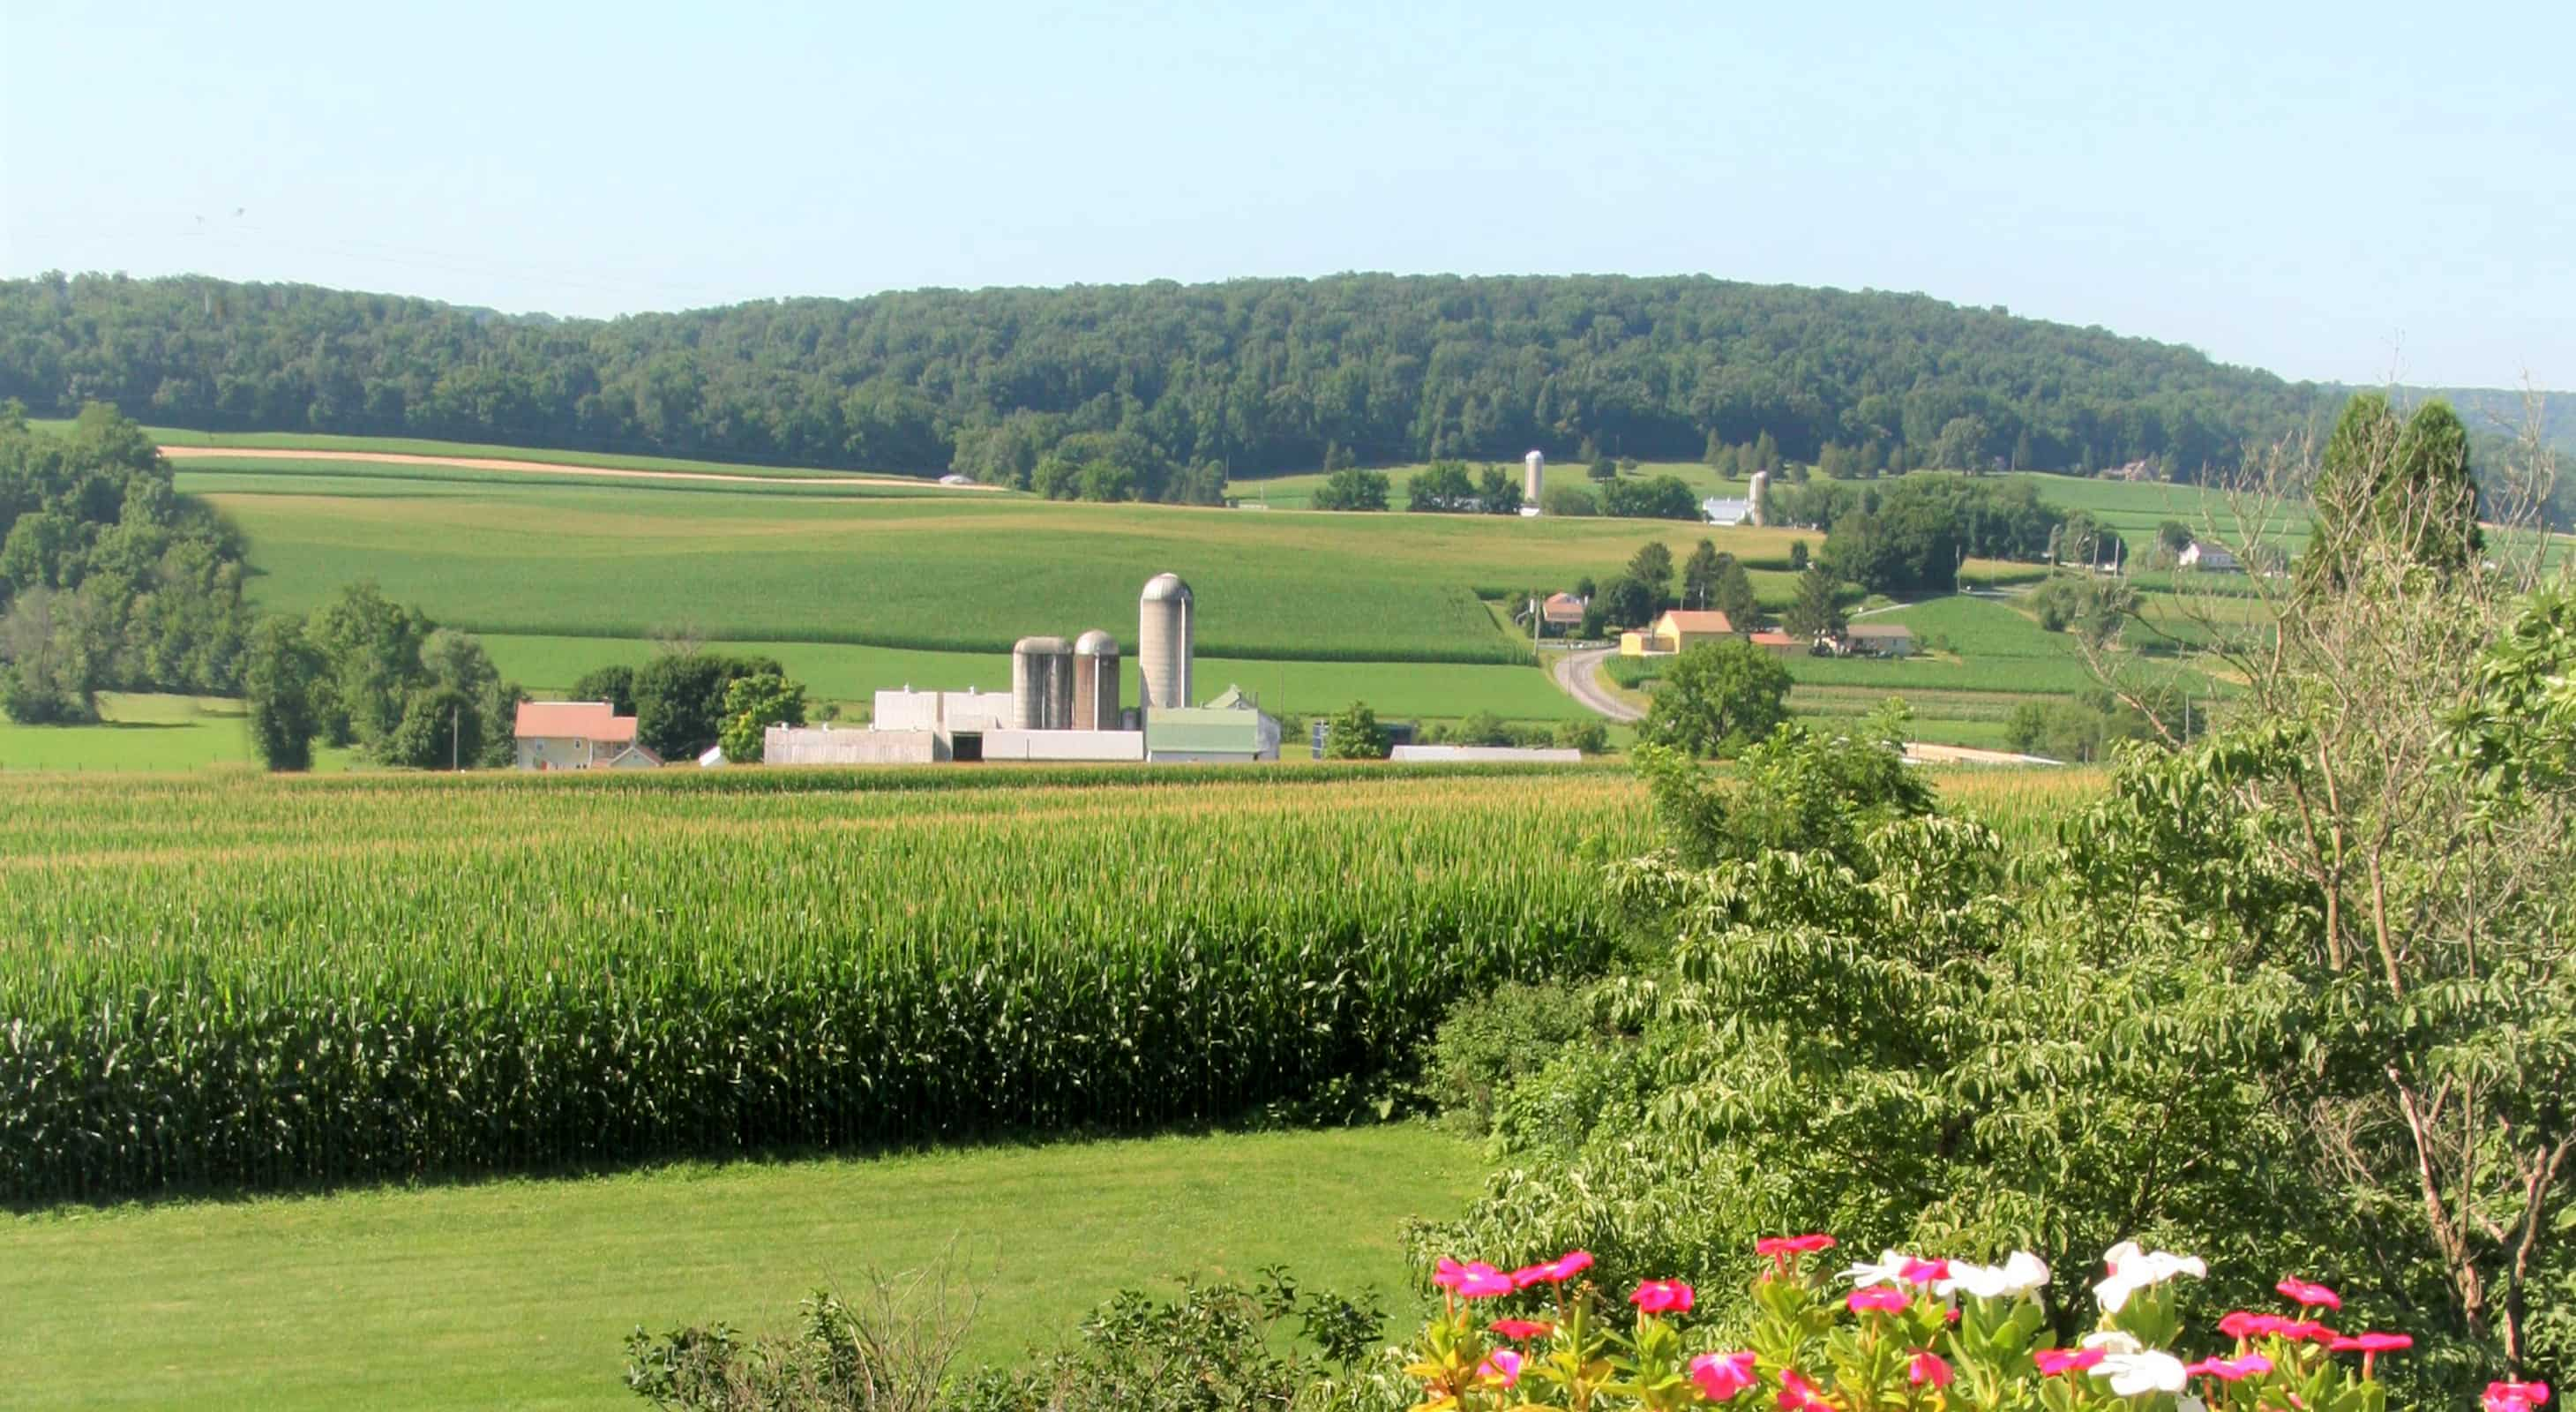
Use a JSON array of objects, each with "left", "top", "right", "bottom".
[
  {"left": 2485, "top": 1381, "right": 2551, "bottom": 1412},
  {"left": 1479, "top": 1348, "right": 1524, "bottom": 1388},
  {"left": 1908, "top": 1349, "right": 1954, "bottom": 1388},
  {"left": 1756, "top": 1234, "right": 1838, "bottom": 1259},
  {"left": 2034, "top": 1348, "right": 2106, "bottom": 1376},
  {"left": 1776, "top": 1369, "right": 1831, "bottom": 1412},
  {"left": 1900, "top": 1258, "right": 1951, "bottom": 1286},
  {"left": 2219, "top": 1311, "right": 2288, "bottom": 1340},
  {"left": 2187, "top": 1354, "right": 2276, "bottom": 1381},
  {"left": 2278, "top": 1319, "right": 2339, "bottom": 1344},
  {"left": 1456, "top": 1264, "right": 1516, "bottom": 1299},
  {"left": 1846, "top": 1285, "right": 1910, "bottom": 1314},
  {"left": 2277, "top": 1277, "right": 2341, "bottom": 1311},
  {"left": 1631, "top": 1280, "right": 1696, "bottom": 1314},
  {"left": 1434, "top": 1257, "right": 1465, "bottom": 1289},
  {"left": 2328, "top": 1333, "right": 2411, "bottom": 1354},
  {"left": 1488, "top": 1318, "right": 1555, "bottom": 1341},
  {"left": 1690, "top": 1351, "right": 1759, "bottom": 1402},
  {"left": 1535, "top": 1250, "right": 1595, "bottom": 1283}
]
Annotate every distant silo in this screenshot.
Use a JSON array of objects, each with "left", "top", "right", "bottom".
[
  {"left": 1749, "top": 469, "right": 1771, "bottom": 528},
  {"left": 1524, "top": 449, "right": 1545, "bottom": 505},
  {"left": 1072, "top": 630, "right": 1122, "bottom": 731},
  {"left": 1138, "top": 573, "right": 1194, "bottom": 713},
  {"left": 1011, "top": 635, "right": 1074, "bottom": 730}
]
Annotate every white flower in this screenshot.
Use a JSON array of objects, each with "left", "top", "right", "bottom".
[
  {"left": 1840, "top": 1249, "right": 1918, "bottom": 1288},
  {"left": 1942, "top": 1251, "right": 2051, "bottom": 1300},
  {"left": 2090, "top": 1349, "right": 2188, "bottom": 1397},
  {"left": 2093, "top": 1241, "right": 2206, "bottom": 1312},
  {"left": 2081, "top": 1330, "right": 2145, "bottom": 1356}
]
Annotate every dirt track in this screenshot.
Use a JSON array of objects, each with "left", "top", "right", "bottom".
[{"left": 158, "top": 446, "right": 999, "bottom": 492}]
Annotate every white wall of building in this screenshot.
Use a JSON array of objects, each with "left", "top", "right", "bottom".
[
  {"left": 766, "top": 725, "right": 941, "bottom": 764},
  {"left": 872, "top": 688, "right": 1013, "bottom": 733},
  {"left": 1390, "top": 745, "right": 1583, "bottom": 763},
  {"left": 981, "top": 729, "right": 1147, "bottom": 762}
]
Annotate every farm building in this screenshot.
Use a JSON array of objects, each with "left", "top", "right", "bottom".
[
  {"left": 1146, "top": 685, "right": 1280, "bottom": 762},
  {"left": 513, "top": 701, "right": 656, "bottom": 770},
  {"left": 1619, "top": 609, "right": 1738, "bottom": 657},
  {"left": 872, "top": 687, "right": 1013, "bottom": 733},
  {"left": 1748, "top": 629, "right": 1807, "bottom": 658},
  {"left": 1390, "top": 745, "right": 1582, "bottom": 763},
  {"left": 1701, "top": 496, "right": 1754, "bottom": 526},
  {"left": 1540, "top": 592, "right": 1587, "bottom": 635},
  {"left": 2178, "top": 540, "right": 2243, "bottom": 572},
  {"left": 767, "top": 724, "right": 942, "bottom": 764},
  {"left": 1843, "top": 623, "right": 1916, "bottom": 657}
]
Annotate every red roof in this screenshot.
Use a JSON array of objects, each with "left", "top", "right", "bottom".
[
  {"left": 513, "top": 701, "right": 639, "bottom": 743},
  {"left": 1749, "top": 630, "right": 1799, "bottom": 646},
  {"left": 1659, "top": 610, "right": 1736, "bottom": 634},
  {"left": 1542, "top": 592, "right": 1587, "bottom": 621}
]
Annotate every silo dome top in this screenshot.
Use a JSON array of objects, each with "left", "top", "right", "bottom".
[
  {"left": 1140, "top": 573, "right": 1193, "bottom": 603},
  {"left": 1074, "top": 629, "right": 1120, "bottom": 656},
  {"left": 1014, "top": 635, "right": 1072, "bottom": 653}
]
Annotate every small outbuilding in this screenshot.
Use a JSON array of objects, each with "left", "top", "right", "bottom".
[
  {"left": 1843, "top": 623, "right": 1916, "bottom": 657},
  {"left": 1748, "top": 629, "right": 1808, "bottom": 658}
]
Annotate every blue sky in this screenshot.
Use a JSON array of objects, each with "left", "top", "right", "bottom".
[{"left": 3, "top": 0, "right": 2569, "bottom": 387}]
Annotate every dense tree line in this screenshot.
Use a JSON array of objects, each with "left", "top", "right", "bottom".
[
  {"left": 242, "top": 581, "right": 521, "bottom": 770},
  {"left": 0, "top": 402, "right": 251, "bottom": 722},
  {"left": 1783, "top": 476, "right": 2069, "bottom": 595},
  {"left": 1, "top": 272, "right": 2340, "bottom": 498}
]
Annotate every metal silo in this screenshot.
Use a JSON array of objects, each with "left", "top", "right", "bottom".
[
  {"left": 1011, "top": 635, "right": 1074, "bottom": 730},
  {"left": 1072, "top": 630, "right": 1122, "bottom": 731},
  {"left": 1524, "top": 449, "right": 1545, "bottom": 504},
  {"left": 1138, "top": 573, "right": 1194, "bottom": 713},
  {"left": 1749, "top": 469, "right": 1771, "bottom": 527}
]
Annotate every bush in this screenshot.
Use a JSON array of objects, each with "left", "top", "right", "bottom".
[
  {"left": 625, "top": 1260, "right": 974, "bottom": 1412},
  {"left": 1423, "top": 980, "right": 1598, "bottom": 1132},
  {"left": 1542, "top": 485, "right": 1599, "bottom": 517}
]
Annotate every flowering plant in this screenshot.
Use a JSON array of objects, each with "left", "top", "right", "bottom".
[{"left": 1393, "top": 1236, "right": 2472, "bottom": 1411}]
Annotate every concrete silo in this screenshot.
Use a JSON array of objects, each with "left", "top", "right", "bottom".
[
  {"left": 1138, "top": 573, "right": 1194, "bottom": 714},
  {"left": 1071, "top": 630, "right": 1122, "bottom": 731},
  {"left": 1748, "top": 469, "right": 1771, "bottom": 527},
  {"left": 1524, "top": 449, "right": 1545, "bottom": 505},
  {"left": 1010, "top": 635, "right": 1074, "bottom": 730}
]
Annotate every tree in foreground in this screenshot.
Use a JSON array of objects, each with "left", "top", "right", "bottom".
[
  {"left": 717, "top": 672, "right": 808, "bottom": 763},
  {"left": 1322, "top": 701, "right": 1389, "bottom": 759},
  {"left": 1635, "top": 637, "right": 1791, "bottom": 758}
]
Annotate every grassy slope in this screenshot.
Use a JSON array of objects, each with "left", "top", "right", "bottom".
[
  {"left": 1226, "top": 460, "right": 1755, "bottom": 510},
  {"left": 44, "top": 420, "right": 887, "bottom": 481},
  {"left": 0, "top": 1126, "right": 1477, "bottom": 1412}
]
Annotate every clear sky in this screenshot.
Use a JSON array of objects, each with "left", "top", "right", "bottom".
[{"left": 4, "top": 0, "right": 2569, "bottom": 388}]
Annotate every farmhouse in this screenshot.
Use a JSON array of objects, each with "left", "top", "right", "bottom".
[
  {"left": 2178, "top": 539, "right": 2243, "bottom": 572},
  {"left": 1619, "top": 609, "right": 1738, "bottom": 657},
  {"left": 513, "top": 701, "right": 659, "bottom": 770},
  {"left": 1540, "top": 592, "right": 1588, "bottom": 635},
  {"left": 1842, "top": 623, "right": 1916, "bottom": 658}
]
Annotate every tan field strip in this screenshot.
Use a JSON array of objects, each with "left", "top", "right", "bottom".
[{"left": 158, "top": 444, "right": 1001, "bottom": 492}]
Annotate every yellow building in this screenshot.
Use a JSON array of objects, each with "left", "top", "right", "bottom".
[{"left": 1619, "top": 609, "right": 1738, "bottom": 657}]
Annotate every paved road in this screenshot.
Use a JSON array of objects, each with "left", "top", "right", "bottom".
[{"left": 1548, "top": 647, "right": 1644, "bottom": 723}]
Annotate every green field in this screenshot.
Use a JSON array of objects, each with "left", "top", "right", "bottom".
[
  {"left": 0, "top": 694, "right": 361, "bottom": 773},
  {"left": 1225, "top": 459, "right": 1754, "bottom": 509},
  {"left": 42, "top": 420, "right": 908, "bottom": 482},
  {"left": 0, "top": 1125, "right": 1477, "bottom": 1412}
]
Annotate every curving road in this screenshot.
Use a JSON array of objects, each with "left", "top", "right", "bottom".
[{"left": 1548, "top": 647, "right": 1644, "bottom": 723}]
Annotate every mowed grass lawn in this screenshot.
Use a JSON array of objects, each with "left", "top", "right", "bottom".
[
  {"left": 0, "top": 1126, "right": 1479, "bottom": 1412},
  {"left": 187, "top": 462, "right": 1814, "bottom": 665},
  {"left": 0, "top": 694, "right": 362, "bottom": 773}
]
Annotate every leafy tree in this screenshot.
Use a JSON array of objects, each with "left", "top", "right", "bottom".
[
  {"left": 717, "top": 672, "right": 809, "bottom": 763},
  {"left": 571, "top": 664, "right": 638, "bottom": 716},
  {"left": 1587, "top": 456, "right": 1616, "bottom": 482},
  {"left": 1782, "top": 564, "right": 1846, "bottom": 639},
  {"left": 1406, "top": 461, "right": 1477, "bottom": 512},
  {"left": 1541, "top": 484, "right": 1599, "bottom": 516},
  {"left": 1311, "top": 468, "right": 1389, "bottom": 512},
  {"left": 1455, "top": 710, "right": 1513, "bottom": 747},
  {"left": 1934, "top": 414, "right": 1991, "bottom": 470},
  {"left": 634, "top": 652, "right": 785, "bottom": 760},
  {"left": 1322, "top": 701, "right": 1389, "bottom": 759},
  {"left": 1681, "top": 540, "right": 1721, "bottom": 610},
  {"left": 2307, "top": 394, "right": 2485, "bottom": 587},
  {"left": 1787, "top": 539, "right": 1809, "bottom": 571},
  {"left": 1627, "top": 542, "right": 1674, "bottom": 603},
  {"left": 304, "top": 581, "right": 433, "bottom": 748},
  {"left": 1754, "top": 430, "right": 1779, "bottom": 473},
  {"left": 1599, "top": 475, "right": 1700, "bottom": 521},
  {"left": 1322, "top": 441, "right": 1353, "bottom": 472},
  {"left": 1475, "top": 465, "right": 1524, "bottom": 515},
  {"left": 1711, "top": 558, "right": 1761, "bottom": 629},
  {"left": 1594, "top": 574, "right": 1658, "bottom": 630},
  {"left": 382, "top": 684, "right": 486, "bottom": 770},
  {"left": 1636, "top": 637, "right": 1792, "bottom": 758},
  {"left": 2157, "top": 518, "right": 2195, "bottom": 554},
  {"left": 241, "top": 614, "right": 325, "bottom": 770},
  {"left": 1554, "top": 718, "right": 1609, "bottom": 754}
]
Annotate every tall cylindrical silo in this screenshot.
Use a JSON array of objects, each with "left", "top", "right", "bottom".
[
  {"left": 1749, "top": 469, "right": 1771, "bottom": 527},
  {"left": 1138, "top": 573, "right": 1194, "bottom": 713},
  {"left": 1011, "top": 635, "right": 1073, "bottom": 730},
  {"left": 1524, "top": 449, "right": 1545, "bottom": 504},
  {"left": 1072, "top": 630, "right": 1121, "bottom": 731}
]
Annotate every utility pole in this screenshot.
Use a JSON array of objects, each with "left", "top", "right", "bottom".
[{"left": 450, "top": 704, "right": 461, "bottom": 772}]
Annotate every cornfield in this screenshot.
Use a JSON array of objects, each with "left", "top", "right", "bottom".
[{"left": 0, "top": 763, "right": 1647, "bottom": 1202}]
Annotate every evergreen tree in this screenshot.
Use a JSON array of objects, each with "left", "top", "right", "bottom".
[
  {"left": 1712, "top": 559, "right": 1762, "bottom": 629},
  {"left": 1681, "top": 539, "right": 1722, "bottom": 609},
  {"left": 1627, "top": 541, "right": 1675, "bottom": 605},
  {"left": 1755, "top": 430, "right": 1780, "bottom": 473},
  {"left": 1784, "top": 565, "right": 1847, "bottom": 640}
]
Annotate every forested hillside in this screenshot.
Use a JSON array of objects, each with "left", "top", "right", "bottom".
[{"left": 4, "top": 272, "right": 2337, "bottom": 494}]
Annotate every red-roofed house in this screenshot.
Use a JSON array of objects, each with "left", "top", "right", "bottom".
[
  {"left": 1540, "top": 592, "right": 1588, "bottom": 635},
  {"left": 513, "top": 701, "right": 659, "bottom": 770}
]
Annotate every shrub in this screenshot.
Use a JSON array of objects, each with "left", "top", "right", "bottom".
[{"left": 1423, "top": 981, "right": 1599, "bottom": 1132}]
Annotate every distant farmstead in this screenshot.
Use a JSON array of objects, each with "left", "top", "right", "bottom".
[
  {"left": 513, "top": 701, "right": 661, "bottom": 770},
  {"left": 1540, "top": 592, "right": 1588, "bottom": 633},
  {"left": 1841, "top": 623, "right": 1916, "bottom": 657},
  {"left": 2178, "top": 540, "right": 2243, "bottom": 572},
  {"left": 1701, "top": 496, "right": 1754, "bottom": 527},
  {"left": 1620, "top": 609, "right": 1737, "bottom": 657}
]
